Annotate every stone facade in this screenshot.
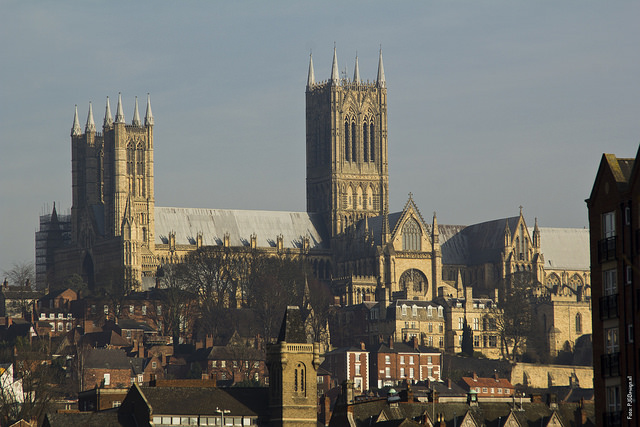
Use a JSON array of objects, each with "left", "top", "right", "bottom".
[{"left": 37, "top": 49, "right": 590, "bottom": 361}]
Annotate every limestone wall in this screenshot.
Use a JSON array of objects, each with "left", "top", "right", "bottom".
[{"left": 509, "top": 362, "right": 593, "bottom": 388}]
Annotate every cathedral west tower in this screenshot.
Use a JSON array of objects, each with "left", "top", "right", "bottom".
[
  {"left": 70, "top": 94, "right": 155, "bottom": 289},
  {"left": 306, "top": 48, "right": 389, "bottom": 238}
]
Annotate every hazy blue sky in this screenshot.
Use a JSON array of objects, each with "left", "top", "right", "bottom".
[{"left": 2, "top": 2, "right": 640, "bottom": 277}]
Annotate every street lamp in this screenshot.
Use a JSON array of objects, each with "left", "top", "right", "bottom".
[{"left": 215, "top": 407, "right": 231, "bottom": 426}]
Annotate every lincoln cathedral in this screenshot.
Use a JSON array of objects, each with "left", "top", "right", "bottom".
[{"left": 36, "top": 48, "right": 591, "bottom": 358}]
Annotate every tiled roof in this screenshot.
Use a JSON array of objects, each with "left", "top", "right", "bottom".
[{"left": 460, "top": 376, "right": 514, "bottom": 390}]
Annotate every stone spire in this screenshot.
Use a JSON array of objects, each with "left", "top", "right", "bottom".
[
  {"left": 533, "top": 217, "right": 541, "bottom": 248},
  {"left": 353, "top": 54, "right": 360, "bottom": 83},
  {"left": 504, "top": 219, "right": 511, "bottom": 247},
  {"left": 382, "top": 207, "right": 390, "bottom": 244},
  {"left": 144, "top": 93, "right": 154, "bottom": 126},
  {"left": 85, "top": 102, "right": 96, "bottom": 133},
  {"left": 115, "top": 92, "right": 125, "bottom": 124},
  {"left": 71, "top": 105, "right": 82, "bottom": 136},
  {"left": 132, "top": 96, "right": 141, "bottom": 127},
  {"left": 104, "top": 96, "right": 113, "bottom": 128},
  {"left": 331, "top": 45, "right": 339, "bottom": 85},
  {"left": 307, "top": 52, "right": 315, "bottom": 88},
  {"left": 376, "top": 48, "right": 386, "bottom": 88},
  {"left": 432, "top": 212, "right": 439, "bottom": 246}
]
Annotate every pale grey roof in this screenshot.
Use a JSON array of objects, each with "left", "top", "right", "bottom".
[
  {"left": 534, "top": 227, "right": 590, "bottom": 270},
  {"left": 154, "top": 207, "right": 328, "bottom": 249}
]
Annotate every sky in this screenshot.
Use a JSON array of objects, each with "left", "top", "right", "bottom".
[{"left": 2, "top": 2, "right": 640, "bottom": 277}]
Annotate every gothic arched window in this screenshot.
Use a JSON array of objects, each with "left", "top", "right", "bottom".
[
  {"left": 402, "top": 218, "right": 421, "bottom": 251},
  {"left": 369, "top": 122, "right": 375, "bottom": 161},
  {"left": 351, "top": 121, "right": 357, "bottom": 162},
  {"left": 575, "top": 313, "right": 582, "bottom": 333},
  {"left": 344, "top": 119, "right": 350, "bottom": 162},
  {"left": 363, "top": 121, "right": 369, "bottom": 161}
]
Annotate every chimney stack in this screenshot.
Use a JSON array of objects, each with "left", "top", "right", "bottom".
[{"left": 389, "top": 336, "right": 394, "bottom": 349}]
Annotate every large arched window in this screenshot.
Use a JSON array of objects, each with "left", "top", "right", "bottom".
[
  {"left": 351, "top": 121, "right": 357, "bottom": 162},
  {"left": 402, "top": 218, "right": 421, "bottom": 251},
  {"left": 344, "top": 119, "right": 351, "bottom": 162},
  {"left": 369, "top": 122, "right": 375, "bottom": 161},
  {"left": 363, "top": 121, "right": 369, "bottom": 161},
  {"left": 399, "top": 268, "right": 428, "bottom": 293}
]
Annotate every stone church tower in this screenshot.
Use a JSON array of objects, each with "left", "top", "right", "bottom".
[
  {"left": 267, "top": 306, "right": 320, "bottom": 426},
  {"left": 70, "top": 94, "right": 155, "bottom": 288},
  {"left": 305, "top": 48, "right": 389, "bottom": 238}
]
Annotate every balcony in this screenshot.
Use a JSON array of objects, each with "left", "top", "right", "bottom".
[
  {"left": 599, "top": 294, "right": 619, "bottom": 320},
  {"left": 598, "top": 237, "right": 617, "bottom": 263},
  {"left": 601, "top": 352, "right": 620, "bottom": 377}
]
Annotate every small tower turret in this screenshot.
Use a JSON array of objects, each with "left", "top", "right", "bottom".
[
  {"left": 330, "top": 45, "right": 339, "bottom": 85},
  {"left": 377, "top": 48, "right": 386, "bottom": 88},
  {"left": 104, "top": 97, "right": 113, "bottom": 128},
  {"left": 115, "top": 92, "right": 125, "bottom": 124},
  {"left": 71, "top": 105, "right": 82, "bottom": 137},
  {"left": 306, "top": 53, "right": 315, "bottom": 89},
  {"left": 353, "top": 54, "right": 360, "bottom": 83},
  {"left": 85, "top": 102, "right": 96, "bottom": 134},
  {"left": 132, "top": 96, "right": 141, "bottom": 127}
]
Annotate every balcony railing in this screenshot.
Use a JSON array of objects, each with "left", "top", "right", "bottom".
[
  {"left": 601, "top": 352, "right": 620, "bottom": 377},
  {"left": 598, "top": 237, "right": 617, "bottom": 263},
  {"left": 599, "top": 294, "right": 619, "bottom": 320}
]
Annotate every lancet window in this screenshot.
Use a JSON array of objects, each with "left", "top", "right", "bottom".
[{"left": 402, "top": 218, "right": 421, "bottom": 251}]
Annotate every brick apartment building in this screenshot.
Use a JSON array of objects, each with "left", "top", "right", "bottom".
[
  {"left": 369, "top": 337, "right": 441, "bottom": 389},
  {"left": 322, "top": 344, "right": 370, "bottom": 393},
  {"left": 587, "top": 147, "right": 640, "bottom": 426}
]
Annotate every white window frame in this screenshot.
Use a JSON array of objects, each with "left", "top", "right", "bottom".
[
  {"left": 603, "top": 211, "right": 616, "bottom": 238},
  {"left": 604, "top": 269, "right": 617, "bottom": 296}
]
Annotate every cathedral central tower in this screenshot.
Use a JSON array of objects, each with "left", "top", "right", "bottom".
[{"left": 305, "top": 48, "right": 389, "bottom": 238}]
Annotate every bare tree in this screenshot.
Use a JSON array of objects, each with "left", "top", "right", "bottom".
[
  {"left": 156, "top": 264, "right": 197, "bottom": 349},
  {"left": 302, "top": 277, "right": 334, "bottom": 349},
  {"left": 489, "top": 271, "right": 539, "bottom": 361},
  {"left": 3, "top": 261, "right": 35, "bottom": 288}
]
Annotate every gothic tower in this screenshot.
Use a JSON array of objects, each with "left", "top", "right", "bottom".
[
  {"left": 70, "top": 94, "right": 155, "bottom": 288},
  {"left": 267, "top": 306, "right": 320, "bottom": 426},
  {"left": 306, "top": 48, "right": 389, "bottom": 238}
]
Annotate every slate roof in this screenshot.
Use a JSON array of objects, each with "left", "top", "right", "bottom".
[
  {"left": 139, "top": 386, "right": 258, "bottom": 416},
  {"left": 154, "top": 206, "right": 328, "bottom": 249},
  {"left": 277, "top": 306, "right": 307, "bottom": 343},
  {"left": 43, "top": 409, "right": 122, "bottom": 427},
  {"left": 83, "top": 348, "right": 132, "bottom": 370}
]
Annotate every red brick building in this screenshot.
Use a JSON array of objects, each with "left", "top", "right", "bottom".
[
  {"left": 369, "top": 337, "right": 441, "bottom": 389},
  {"left": 458, "top": 372, "right": 514, "bottom": 398},
  {"left": 321, "top": 343, "right": 370, "bottom": 393}
]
